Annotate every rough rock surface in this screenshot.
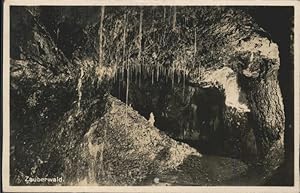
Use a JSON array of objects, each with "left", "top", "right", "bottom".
[
  {"left": 71, "top": 95, "right": 201, "bottom": 185},
  {"left": 46, "top": 95, "right": 247, "bottom": 186}
]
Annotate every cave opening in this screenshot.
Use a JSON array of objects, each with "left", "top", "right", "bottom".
[{"left": 111, "top": 68, "right": 226, "bottom": 155}]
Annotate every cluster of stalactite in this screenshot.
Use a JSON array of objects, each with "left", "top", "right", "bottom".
[{"left": 94, "top": 6, "right": 207, "bottom": 105}]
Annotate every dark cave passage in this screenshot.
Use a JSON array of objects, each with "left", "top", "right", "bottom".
[{"left": 111, "top": 68, "right": 227, "bottom": 155}]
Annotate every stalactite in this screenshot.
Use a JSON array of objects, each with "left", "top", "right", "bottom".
[
  {"left": 138, "top": 8, "right": 143, "bottom": 62},
  {"left": 118, "top": 75, "right": 121, "bottom": 99},
  {"left": 121, "top": 66, "right": 124, "bottom": 81},
  {"left": 142, "top": 65, "right": 146, "bottom": 80},
  {"left": 165, "top": 68, "right": 168, "bottom": 83},
  {"left": 76, "top": 62, "right": 84, "bottom": 116},
  {"left": 97, "top": 6, "right": 105, "bottom": 181},
  {"left": 134, "top": 65, "right": 139, "bottom": 84},
  {"left": 171, "top": 68, "right": 175, "bottom": 88},
  {"left": 156, "top": 64, "right": 159, "bottom": 82},
  {"left": 163, "top": 7, "right": 166, "bottom": 22},
  {"left": 182, "top": 71, "right": 186, "bottom": 99},
  {"left": 163, "top": 7, "right": 166, "bottom": 46},
  {"left": 168, "top": 7, "right": 171, "bottom": 25},
  {"left": 139, "top": 57, "right": 145, "bottom": 87},
  {"left": 129, "top": 61, "right": 132, "bottom": 83},
  {"left": 138, "top": 8, "right": 143, "bottom": 87},
  {"left": 122, "top": 12, "right": 127, "bottom": 82},
  {"left": 139, "top": 69, "right": 142, "bottom": 87},
  {"left": 151, "top": 7, "right": 155, "bottom": 30},
  {"left": 134, "top": 62, "right": 137, "bottom": 84},
  {"left": 151, "top": 68, "right": 154, "bottom": 85},
  {"left": 98, "top": 6, "right": 105, "bottom": 66},
  {"left": 126, "top": 66, "right": 130, "bottom": 123},
  {"left": 194, "top": 28, "right": 197, "bottom": 67},
  {"left": 125, "top": 48, "right": 130, "bottom": 129},
  {"left": 172, "top": 6, "right": 177, "bottom": 31},
  {"left": 114, "top": 69, "right": 117, "bottom": 84},
  {"left": 177, "top": 70, "right": 181, "bottom": 84}
]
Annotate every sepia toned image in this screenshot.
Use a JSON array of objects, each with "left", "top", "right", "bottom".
[{"left": 2, "top": 1, "right": 299, "bottom": 192}]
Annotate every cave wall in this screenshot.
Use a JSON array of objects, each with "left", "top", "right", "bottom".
[{"left": 244, "top": 6, "right": 294, "bottom": 185}]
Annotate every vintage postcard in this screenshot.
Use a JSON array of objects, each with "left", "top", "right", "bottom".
[{"left": 2, "top": 0, "right": 300, "bottom": 192}]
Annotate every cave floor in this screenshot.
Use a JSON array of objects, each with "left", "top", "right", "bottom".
[{"left": 140, "top": 154, "right": 266, "bottom": 186}]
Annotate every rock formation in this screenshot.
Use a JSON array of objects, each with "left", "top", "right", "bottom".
[{"left": 10, "top": 6, "right": 286, "bottom": 185}]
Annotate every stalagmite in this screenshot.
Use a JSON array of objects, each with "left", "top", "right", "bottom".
[{"left": 148, "top": 112, "right": 155, "bottom": 126}]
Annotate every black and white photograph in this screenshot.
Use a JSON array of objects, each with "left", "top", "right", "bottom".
[{"left": 2, "top": 0, "right": 299, "bottom": 192}]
